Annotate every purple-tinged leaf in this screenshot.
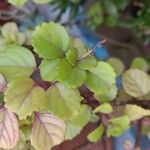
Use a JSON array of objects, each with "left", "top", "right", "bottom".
[
  {"left": 0, "top": 108, "right": 19, "bottom": 149},
  {"left": 0, "top": 74, "right": 7, "bottom": 92},
  {"left": 31, "top": 112, "right": 66, "bottom": 150}
]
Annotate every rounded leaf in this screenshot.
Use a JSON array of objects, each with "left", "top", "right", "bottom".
[
  {"left": 46, "top": 83, "right": 82, "bottom": 119},
  {"left": 122, "top": 69, "right": 150, "bottom": 98},
  {"left": 86, "top": 61, "right": 116, "bottom": 94},
  {"left": 0, "top": 45, "right": 36, "bottom": 81},
  {"left": 32, "top": 22, "right": 69, "bottom": 59},
  {"left": 131, "top": 57, "right": 149, "bottom": 72},
  {"left": 31, "top": 112, "right": 66, "bottom": 150},
  {"left": 0, "top": 108, "right": 19, "bottom": 149}
]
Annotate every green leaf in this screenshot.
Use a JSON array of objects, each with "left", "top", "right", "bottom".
[
  {"left": 125, "top": 104, "right": 150, "bottom": 121},
  {"left": 4, "top": 77, "right": 48, "bottom": 119},
  {"left": 46, "top": 83, "right": 82, "bottom": 120},
  {"left": 8, "top": 0, "right": 28, "bottom": 7},
  {"left": 107, "top": 57, "right": 125, "bottom": 76},
  {"left": 71, "top": 38, "right": 87, "bottom": 59},
  {"left": 86, "top": 61, "right": 116, "bottom": 94},
  {"left": 39, "top": 59, "right": 60, "bottom": 82},
  {"left": 87, "top": 125, "right": 104, "bottom": 142},
  {"left": 0, "top": 45, "right": 36, "bottom": 81},
  {"left": 32, "top": 22, "right": 69, "bottom": 59},
  {"left": 57, "top": 59, "right": 87, "bottom": 88},
  {"left": 131, "top": 57, "right": 149, "bottom": 72},
  {"left": 107, "top": 115, "right": 130, "bottom": 137},
  {"left": 33, "top": 0, "right": 52, "bottom": 4},
  {"left": 31, "top": 112, "right": 66, "bottom": 150},
  {"left": 65, "top": 48, "right": 77, "bottom": 66},
  {"left": 94, "top": 84, "right": 118, "bottom": 102},
  {"left": 0, "top": 108, "right": 19, "bottom": 149},
  {"left": 122, "top": 69, "right": 150, "bottom": 98},
  {"left": 65, "top": 105, "right": 91, "bottom": 140},
  {"left": 78, "top": 55, "right": 98, "bottom": 70},
  {"left": 93, "top": 103, "right": 113, "bottom": 114}
]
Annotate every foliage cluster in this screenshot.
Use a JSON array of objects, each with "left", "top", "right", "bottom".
[{"left": 0, "top": 20, "right": 149, "bottom": 150}]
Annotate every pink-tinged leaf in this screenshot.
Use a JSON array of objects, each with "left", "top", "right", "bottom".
[
  {"left": 0, "top": 74, "right": 7, "bottom": 92},
  {"left": 31, "top": 112, "right": 66, "bottom": 150},
  {"left": 0, "top": 108, "right": 19, "bottom": 149}
]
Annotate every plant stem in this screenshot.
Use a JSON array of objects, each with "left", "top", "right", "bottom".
[
  {"left": 134, "top": 120, "right": 142, "bottom": 148},
  {"left": 78, "top": 39, "right": 107, "bottom": 60}
]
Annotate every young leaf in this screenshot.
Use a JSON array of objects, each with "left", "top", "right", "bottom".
[
  {"left": 87, "top": 125, "right": 104, "bottom": 142},
  {"left": 0, "top": 74, "right": 7, "bottom": 92},
  {"left": 86, "top": 61, "right": 116, "bottom": 94},
  {"left": 65, "top": 105, "right": 91, "bottom": 140},
  {"left": 4, "top": 77, "right": 48, "bottom": 119},
  {"left": 57, "top": 59, "right": 87, "bottom": 88},
  {"left": 8, "top": 0, "right": 28, "bottom": 7},
  {"left": 107, "top": 57, "right": 125, "bottom": 76},
  {"left": 32, "top": 22, "right": 69, "bottom": 59},
  {"left": 65, "top": 48, "right": 77, "bottom": 66},
  {"left": 46, "top": 83, "right": 82, "bottom": 120},
  {"left": 93, "top": 103, "right": 113, "bottom": 114},
  {"left": 0, "top": 108, "right": 19, "bottom": 149},
  {"left": 131, "top": 57, "right": 149, "bottom": 72},
  {"left": 31, "top": 112, "right": 66, "bottom": 150},
  {"left": 125, "top": 104, "right": 150, "bottom": 121},
  {"left": 0, "top": 45, "right": 36, "bottom": 81},
  {"left": 39, "top": 59, "right": 60, "bottom": 82},
  {"left": 107, "top": 115, "right": 130, "bottom": 137},
  {"left": 122, "top": 69, "right": 150, "bottom": 98},
  {"left": 78, "top": 55, "right": 98, "bottom": 70}
]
